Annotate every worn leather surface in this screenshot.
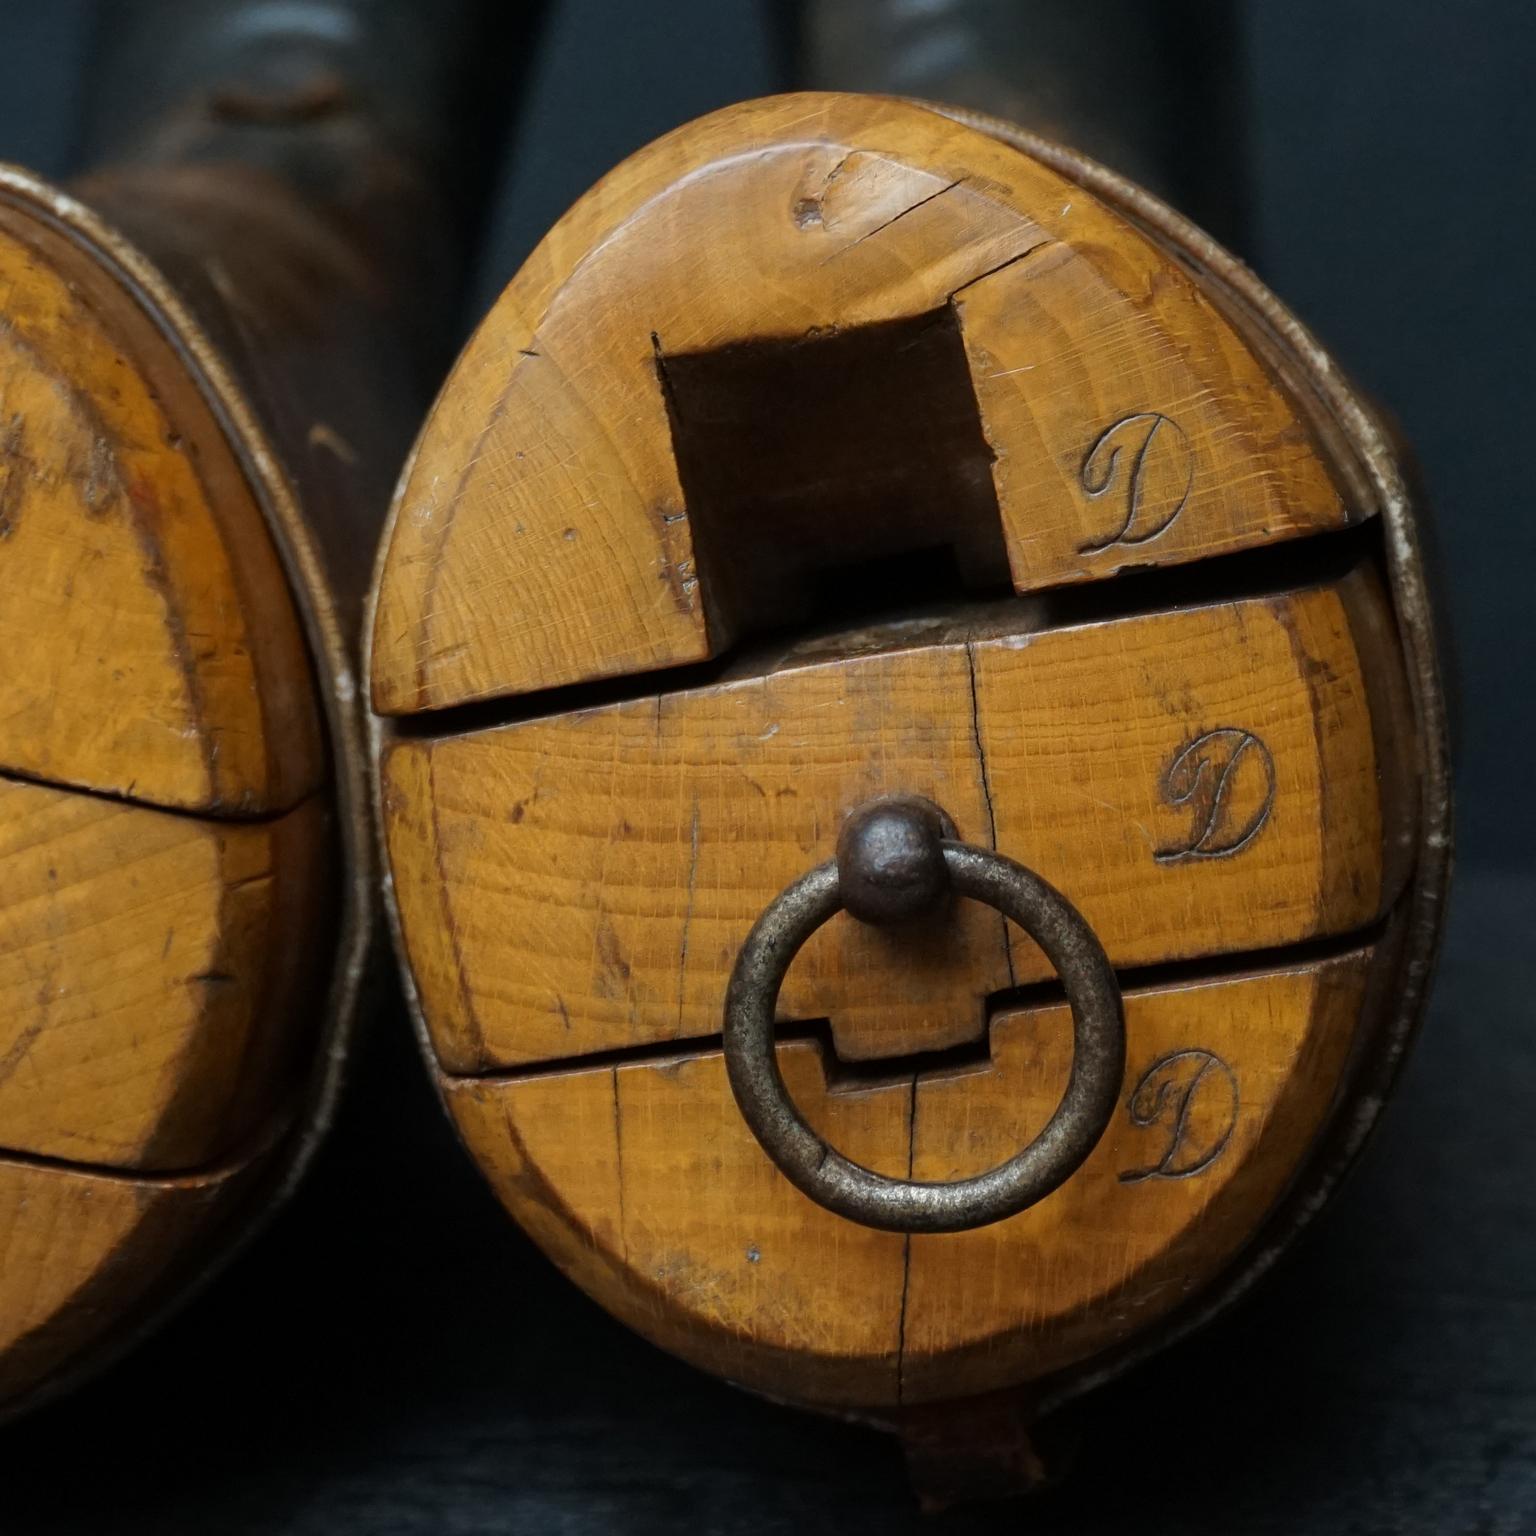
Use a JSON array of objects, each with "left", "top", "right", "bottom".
[{"left": 77, "top": 0, "right": 542, "bottom": 630}]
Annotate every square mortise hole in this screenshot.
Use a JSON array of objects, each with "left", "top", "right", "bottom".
[{"left": 655, "top": 305, "right": 1010, "bottom": 639}]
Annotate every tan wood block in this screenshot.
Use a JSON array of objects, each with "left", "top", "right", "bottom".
[
  {"left": 0, "top": 778, "right": 331, "bottom": 1171},
  {"left": 0, "top": 202, "right": 323, "bottom": 813},
  {"left": 442, "top": 952, "right": 1372, "bottom": 1410},
  {"left": 443, "top": 1040, "right": 912, "bottom": 1410},
  {"left": 385, "top": 574, "right": 1401, "bottom": 1074},
  {"left": 0, "top": 1153, "right": 255, "bottom": 1407},
  {"left": 371, "top": 93, "right": 1350, "bottom": 716}
]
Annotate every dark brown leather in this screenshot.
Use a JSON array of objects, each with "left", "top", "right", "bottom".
[{"left": 73, "top": 0, "right": 546, "bottom": 623}]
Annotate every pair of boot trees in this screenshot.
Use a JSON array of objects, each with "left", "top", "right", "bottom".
[{"left": 0, "top": 94, "right": 1448, "bottom": 1495}]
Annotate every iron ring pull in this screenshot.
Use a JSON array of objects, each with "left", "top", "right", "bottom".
[{"left": 722, "top": 798, "right": 1126, "bottom": 1235}]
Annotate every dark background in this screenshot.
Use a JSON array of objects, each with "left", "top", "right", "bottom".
[{"left": 2, "top": 2, "right": 1533, "bottom": 1531}]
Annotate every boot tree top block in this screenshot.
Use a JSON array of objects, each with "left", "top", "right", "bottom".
[
  {"left": 369, "top": 96, "right": 1450, "bottom": 1418},
  {"left": 371, "top": 92, "right": 1363, "bottom": 716}
]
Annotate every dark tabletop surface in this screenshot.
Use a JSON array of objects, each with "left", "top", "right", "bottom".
[{"left": 2, "top": 2, "right": 1533, "bottom": 1532}]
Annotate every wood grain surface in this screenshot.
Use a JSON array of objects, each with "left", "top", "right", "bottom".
[
  {"left": 370, "top": 93, "right": 1352, "bottom": 715},
  {"left": 0, "top": 203, "right": 323, "bottom": 815},
  {"left": 0, "top": 779, "right": 330, "bottom": 1170},
  {"left": 385, "top": 572, "right": 1404, "bottom": 1073},
  {"left": 0, "top": 1152, "right": 255, "bottom": 1407}
]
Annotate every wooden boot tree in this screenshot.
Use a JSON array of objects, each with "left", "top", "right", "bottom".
[
  {"left": 0, "top": 0, "right": 507, "bottom": 1415},
  {"left": 369, "top": 94, "right": 1450, "bottom": 1495}
]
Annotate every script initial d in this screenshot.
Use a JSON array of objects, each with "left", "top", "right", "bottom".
[
  {"left": 1119, "top": 1049, "right": 1239, "bottom": 1184},
  {"left": 1078, "top": 411, "right": 1193, "bottom": 554},
  {"left": 1155, "top": 728, "right": 1276, "bottom": 864}
]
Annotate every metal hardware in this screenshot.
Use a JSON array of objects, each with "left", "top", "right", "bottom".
[{"left": 722, "top": 797, "right": 1126, "bottom": 1234}]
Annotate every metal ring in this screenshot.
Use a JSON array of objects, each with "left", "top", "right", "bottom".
[{"left": 722, "top": 827, "right": 1125, "bottom": 1235}]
